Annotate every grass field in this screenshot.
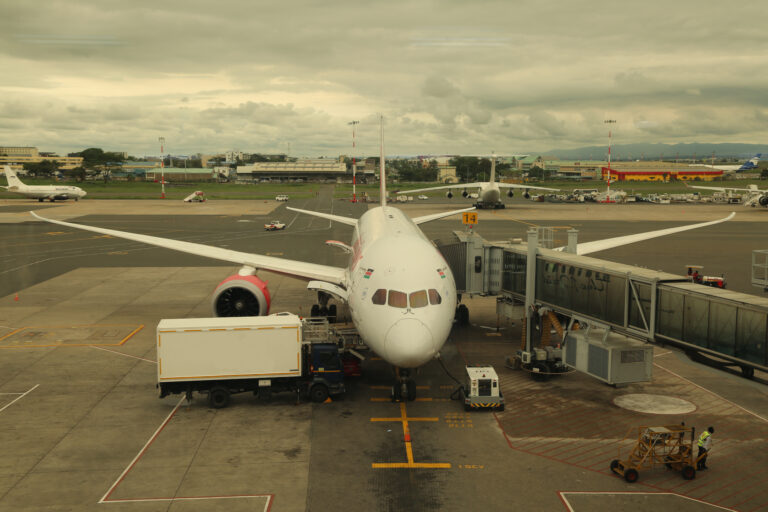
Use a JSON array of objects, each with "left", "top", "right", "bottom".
[{"left": 2, "top": 177, "right": 766, "bottom": 200}]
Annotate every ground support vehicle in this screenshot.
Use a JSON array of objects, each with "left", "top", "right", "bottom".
[
  {"left": 459, "top": 365, "right": 504, "bottom": 411},
  {"left": 264, "top": 220, "right": 286, "bottom": 231},
  {"left": 275, "top": 194, "right": 289, "bottom": 201},
  {"left": 610, "top": 425, "right": 703, "bottom": 483},
  {"left": 157, "top": 314, "right": 345, "bottom": 408},
  {"left": 183, "top": 191, "right": 206, "bottom": 202}
]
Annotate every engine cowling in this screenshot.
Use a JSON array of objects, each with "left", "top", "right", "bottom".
[
  {"left": 446, "top": 191, "right": 453, "bottom": 199},
  {"left": 462, "top": 190, "right": 469, "bottom": 198},
  {"left": 507, "top": 190, "right": 514, "bottom": 198},
  {"left": 523, "top": 189, "right": 531, "bottom": 200},
  {"left": 212, "top": 274, "right": 271, "bottom": 317},
  {"left": 760, "top": 195, "right": 768, "bottom": 207}
]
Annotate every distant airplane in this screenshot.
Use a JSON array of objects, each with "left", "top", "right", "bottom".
[
  {"left": 689, "top": 154, "right": 762, "bottom": 172},
  {"left": 399, "top": 155, "right": 558, "bottom": 209},
  {"left": 2, "top": 165, "right": 86, "bottom": 202},
  {"left": 687, "top": 183, "right": 768, "bottom": 207}
]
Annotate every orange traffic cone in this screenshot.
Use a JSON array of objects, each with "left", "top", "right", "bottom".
[{"left": 14, "top": 293, "right": 19, "bottom": 302}]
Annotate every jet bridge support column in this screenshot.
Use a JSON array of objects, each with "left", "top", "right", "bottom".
[{"left": 525, "top": 228, "right": 538, "bottom": 353}]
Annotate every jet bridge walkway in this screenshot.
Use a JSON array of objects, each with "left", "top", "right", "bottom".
[{"left": 436, "top": 230, "right": 768, "bottom": 377}]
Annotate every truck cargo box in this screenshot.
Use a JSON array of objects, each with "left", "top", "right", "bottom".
[{"left": 157, "top": 315, "right": 302, "bottom": 383}]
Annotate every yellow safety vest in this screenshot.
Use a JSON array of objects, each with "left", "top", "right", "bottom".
[{"left": 698, "top": 431, "right": 711, "bottom": 447}]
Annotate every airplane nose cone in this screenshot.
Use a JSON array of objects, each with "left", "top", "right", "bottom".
[{"left": 384, "top": 318, "right": 435, "bottom": 368}]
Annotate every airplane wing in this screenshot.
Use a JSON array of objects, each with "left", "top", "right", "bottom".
[
  {"left": 687, "top": 184, "right": 762, "bottom": 193},
  {"left": 396, "top": 183, "right": 484, "bottom": 195},
  {"left": 29, "top": 211, "right": 348, "bottom": 285},
  {"left": 562, "top": 212, "right": 735, "bottom": 256},
  {"left": 285, "top": 206, "right": 358, "bottom": 226},
  {"left": 495, "top": 183, "right": 559, "bottom": 192},
  {"left": 412, "top": 207, "right": 476, "bottom": 225}
]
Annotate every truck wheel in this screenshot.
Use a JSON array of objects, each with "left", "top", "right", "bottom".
[
  {"left": 682, "top": 465, "right": 696, "bottom": 480},
  {"left": 624, "top": 468, "right": 639, "bottom": 483},
  {"left": 310, "top": 384, "right": 329, "bottom": 403},
  {"left": 209, "top": 385, "right": 230, "bottom": 409},
  {"left": 610, "top": 459, "right": 620, "bottom": 473},
  {"left": 741, "top": 366, "right": 755, "bottom": 379}
]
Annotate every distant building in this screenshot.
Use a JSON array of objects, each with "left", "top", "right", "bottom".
[
  {"left": 0, "top": 146, "right": 83, "bottom": 171},
  {"left": 438, "top": 166, "right": 458, "bottom": 184},
  {"left": 236, "top": 158, "right": 347, "bottom": 182}
]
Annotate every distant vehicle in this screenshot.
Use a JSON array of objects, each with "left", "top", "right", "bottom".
[
  {"left": 156, "top": 314, "right": 345, "bottom": 407},
  {"left": 417, "top": 195, "right": 428, "bottom": 200},
  {"left": 401, "top": 155, "right": 558, "bottom": 209},
  {"left": 264, "top": 220, "right": 286, "bottom": 231},
  {"left": 183, "top": 191, "right": 206, "bottom": 202},
  {"left": 275, "top": 194, "right": 289, "bottom": 201},
  {"left": 686, "top": 183, "right": 768, "bottom": 208},
  {"left": 2, "top": 165, "right": 87, "bottom": 202}
]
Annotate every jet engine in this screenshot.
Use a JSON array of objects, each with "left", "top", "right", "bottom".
[
  {"left": 760, "top": 195, "right": 768, "bottom": 207},
  {"left": 446, "top": 191, "right": 453, "bottom": 199},
  {"left": 523, "top": 189, "right": 531, "bottom": 200},
  {"left": 211, "top": 274, "right": 271, "bottom": 317},
  {"left": 462, "top": 190, "right": 469, "bottom": 198},
  {"left": 507, "top": 190, "right": 514, "bottom": 198}
]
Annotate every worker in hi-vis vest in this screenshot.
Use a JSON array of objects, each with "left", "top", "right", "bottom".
[{"left": 697, "top": 426, "right": 714, "bottom": 470}]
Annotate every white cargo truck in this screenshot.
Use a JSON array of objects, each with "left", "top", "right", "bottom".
[{"left": 157, "top": 314, "right": 345, "bottom": 408}]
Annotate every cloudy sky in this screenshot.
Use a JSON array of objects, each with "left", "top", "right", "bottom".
[{"left": 2, "top": 0, "right": 767, "bottom": 157}]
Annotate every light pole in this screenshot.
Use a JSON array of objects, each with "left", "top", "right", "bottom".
[
  {"left": 604, "top": 119, "right": 616, "bottom": 200},
  {"left": 348, "top": 120, "right": 359, "bottom": 203},
  {"left": 158, "top": 137, "right": 166, "bottom": 199}
]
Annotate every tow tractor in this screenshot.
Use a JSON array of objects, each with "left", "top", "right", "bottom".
[
  {"left": 686, "top": 265, "right": 726, "bottom": 288},
  {"left": 611, "top": 424, "right": 704, "bottom": 483},
  {"left": 459, "top": 365, "right": 504, "bottom": 411}
]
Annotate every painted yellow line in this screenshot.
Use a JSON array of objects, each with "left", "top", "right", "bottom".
[
  {"left": 0, "top": 327, "right": 25, "bottom": 342},
  {"left": 370, "top": 398, "right": 391, "bottom": 402},
  {"left": 415, "top": 398, "right": 432, "bottom": 402},
  {"left": 371, "top": 416, "right": 438, "bottom": 422},
  {"left": 370, "top": 385, "right": 390, "bottom": 390},
  {"left": 372, "top": 463, "right": 452, "bottom": 469},
  {"left": 118, "top": 325, "right": 144, "bottom": 346}
]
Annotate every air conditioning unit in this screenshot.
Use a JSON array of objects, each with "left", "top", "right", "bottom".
[{"left": 564, "top": 328, "right": 652, "bottom": 385}]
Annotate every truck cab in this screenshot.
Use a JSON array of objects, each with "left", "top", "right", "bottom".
[{"left": 305, "top": 343, "right": 345, "bottom": 402}]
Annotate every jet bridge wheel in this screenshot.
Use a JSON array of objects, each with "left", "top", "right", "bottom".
[{"left": 455, "top": 304, "right": 469, "bottom": 326}]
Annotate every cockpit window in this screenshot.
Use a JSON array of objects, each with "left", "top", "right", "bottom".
[
  {"left": 372, "top": 289, "right": 387, "bottom": 305},
  {"left": 409, "top": 290, "right": 428, "bottom": 308},
  {"left": 428, "top": 289, "right": 442, "bottom": 305},
  {"left": 388, "top": 290, "right": 407, "bottom": 308}
]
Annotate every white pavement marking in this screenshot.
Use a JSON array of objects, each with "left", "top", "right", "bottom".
[
  {"left": 558, "top": 491, "right": 737, "bottom": 512},
  {"left": 654, "top": 362, "right": 768, "bottom": 424},
  {"left": 0, "top": 384, "right": 39, "bottom": 413},
  {"left": 99, "top": 396, "right": 273, "bottom": 510},
  {"left": 90, "top": 346, "right": 156, "bottom": 364}
]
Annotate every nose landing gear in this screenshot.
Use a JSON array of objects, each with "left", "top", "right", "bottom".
[{"left": 391, "top": 368, "right": 416, "bottom": 401}]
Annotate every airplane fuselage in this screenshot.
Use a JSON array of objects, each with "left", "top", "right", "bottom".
[
  {"left": 479, "top": 182, "right": 501, "bottom": 205},
  {"left": 8, "top": 184, "right": 86, "bottom": 201},
  {"left": 346, "top": 206, "right": 456, "bottom": 368}
]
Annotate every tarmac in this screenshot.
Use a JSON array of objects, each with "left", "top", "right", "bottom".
[{"left": 1, "top": 190, "right": 767, "bottom": 511}]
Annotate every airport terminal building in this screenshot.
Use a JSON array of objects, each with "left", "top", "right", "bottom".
[{"left": 236, "top": 159, "right": 348, "bottom": 182}]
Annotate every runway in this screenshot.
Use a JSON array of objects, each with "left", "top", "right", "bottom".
[{"left": 1, "top": 190, "right": 767, "bottom": 511}]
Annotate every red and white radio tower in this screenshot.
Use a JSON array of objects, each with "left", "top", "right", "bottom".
[{"left": 349, "top": 120, "right": 359, "bottom": 203}]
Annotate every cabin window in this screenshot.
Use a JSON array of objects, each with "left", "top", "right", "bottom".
[
  {"left": 388, "top": 290, "right": 407, "bottom": 308},
  {"left": 428, "top": 289, "right": 442, "bottom": 305},
  {"left": 409, "top": 290, "right": 428, "bottom": 308},
  {"left": 372, "top": 289, "right": 387, "bottom": 305}
]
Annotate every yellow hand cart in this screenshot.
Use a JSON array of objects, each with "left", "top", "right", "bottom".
[{"left": 610, "top": 425, "right": 703, "bottom": 483}]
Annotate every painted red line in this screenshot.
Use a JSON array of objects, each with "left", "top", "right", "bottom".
[
  {"left": 715, "top": 473, "right": 768, "bottom": 505},
  {"left": 728, "top": 475, "right": 768, "bottom": 509}
]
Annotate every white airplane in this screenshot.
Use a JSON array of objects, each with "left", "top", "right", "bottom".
[
  {"left": 29, "top": 128, "right": 736, "bottom": 400},
  {"left": 687, "top": 183, "right": 768, "bottom": 207},
  {"left": 689, "top": 154, "right": 762, "bottom": 172},
  {"left": 399, "top": 155, "right": 558, "bottom": 209},
  {"left": 2, "top": 165, "right": 87, "bottom": 202}
]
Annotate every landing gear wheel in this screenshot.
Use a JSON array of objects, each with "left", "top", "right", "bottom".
[
  {"left": 391, "top": 384, "right": 402, "bottom": 402},
  {"left": 406, "top": 379, "right": 416, "bottom": 401},
  {"left": 456, "top": 304, "right": 469, "bottom": 326},
  {"left": 309, "top": 384, "right": 329, "bottom": 403},
  {"left": 208, "top": 385, "right": 230, "bottom": 409},
  {"left": 38, "top": 198, "right": 44, "bottom": 202},
  {"left": 682, "top": 465, "right": 696, "bottom": 480},
  {"left": 624, "top": 468, "right": 639, "bottom": 483},
  {"left": 310, "top": 304, "right": 320, "bottom": 317},
  {"left": 328, "top": 304, "right": 337, "bottom": 323}
]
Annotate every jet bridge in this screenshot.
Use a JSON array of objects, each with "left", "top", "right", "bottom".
[{"left": 436, "top": 230, "right": 768, "bottom": 377}]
